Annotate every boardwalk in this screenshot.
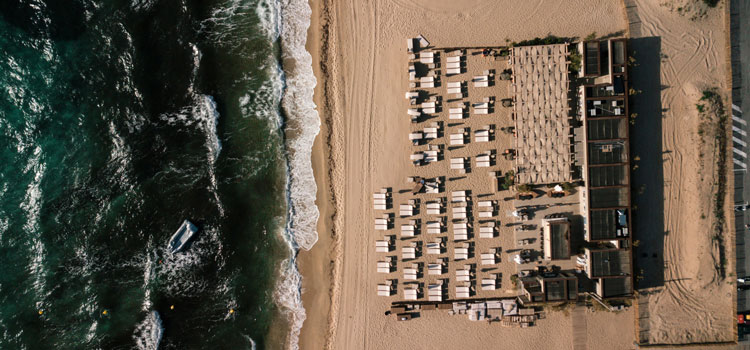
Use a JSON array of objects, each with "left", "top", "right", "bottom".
[{"left": 572, "top": 305, "right": 588, "bottom": 350}]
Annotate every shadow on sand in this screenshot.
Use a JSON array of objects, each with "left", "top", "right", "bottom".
[{"left": 629, "top": 36, "right": 665, "bottom": 290}]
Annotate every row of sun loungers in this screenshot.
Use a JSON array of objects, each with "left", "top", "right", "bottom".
[{"left": 446, "top": 51, "right": 464, "bottom": 75}]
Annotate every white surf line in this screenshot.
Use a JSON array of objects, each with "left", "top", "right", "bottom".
[
  {"left": 734, "top": 147, "right": 747, "bottom": 158},
  {"left": 734, "top": 125, "right": 747, "bottom": 137},
  {"left": 734, "top": 104, "right": 743, "bottom": 113},
  {"left": 734, "top": 115, "right": 747, "bottom": 125},
  {"left": 734, "top": 136, "right": 747, "bottom": 147},
  {"left": 734, "top": 158, "right": 747, "bottom": 168}
]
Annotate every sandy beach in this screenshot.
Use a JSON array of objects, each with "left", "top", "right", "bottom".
[{"left": 298, "top": 0, "right": 736, "bottom": 349}]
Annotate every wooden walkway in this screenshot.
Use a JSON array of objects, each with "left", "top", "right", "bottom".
[{"left": 572, "top": 305, "right": 588, "bottom": 350}]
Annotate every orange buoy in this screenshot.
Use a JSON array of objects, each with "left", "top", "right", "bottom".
[
  {"left": 170, "top": 305, "right": 174, "bottom": 310},
  {"left": 102, "top": 310, "right": 108, "bottom": 315},
  {"left": 38, "top": 310, "right": 43, "bottom": 315},
  {"left": 229, "top": 309, "right": 234, "bottom": 314}
]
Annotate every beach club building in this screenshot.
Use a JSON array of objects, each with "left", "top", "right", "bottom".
[{"left": 509, "top": 38, "right": 634, "bottom": 300}]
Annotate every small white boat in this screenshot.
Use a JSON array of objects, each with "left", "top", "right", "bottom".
[{"left": 168, "top": 220, "right": 199, "bottom": 253}]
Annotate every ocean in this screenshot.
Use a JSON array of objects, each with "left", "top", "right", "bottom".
[{"left": 0, "top": 0, "right": 319, "bottom": 349}]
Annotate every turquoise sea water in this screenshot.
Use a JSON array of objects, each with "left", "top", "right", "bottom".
[{"left": 0, "top": 0, "right": 308, "bottom": 348}]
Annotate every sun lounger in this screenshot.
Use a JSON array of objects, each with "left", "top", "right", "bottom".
[
  {"left": 428, "top": 283, "right": 443, "bottom": 301},
  {"left": 475, "top": 130, "right": 489, "bottom": 142},
  {"left": 400, "top": 204, "right": 413, "bottom": 217},
  {"left": 456, "top": 269, "right": 470, "bottom": 282},
  {"left": 481, "top": 252, "right": 496, "bottom": 265},
  {"left": 426, "top": 242, "right": 441, "bottom": 255},
  {"left": 473, "top": 75, "right": 488, "bottom": 82},
  {"left": 375, "top": 240, "right": 390, "bottom": 252},
  {"left": 428, "top": 262, "right": 443, "bottom": 275},
  {"left": 447, "top": 56, "right": 461, "bottom": 63},
  {"left": 402, "top": 246, "right": 416, "bottom": 260},
  {"left": 404, "top": 267, "right": 418, "bottom": 280},
  {"left": 456, "top": 285, "right": 470, "bottom": 298},
  {"left": 482, "top": 278, "right": 496, "bottom": 291},
  {"left": 479, "top": 226, "right": 494, "bottom": 238},
  {"left": 401, "top": 224, "right": 415, "bottom": 237},
  {"left": 377, "top": 283, "right": 392, "bottom": 296},
  {"left": 424, "top": 150, "right": 438, "bottom": 163},
  {"left": 454, "top": 230, "right": 468, "bottom": 240},
  {"left": 455, "top": 247, "right": 469, "bottom": 260},
  {"left": 377, "top": 261, "right": 391, "bottom": 273},
  {"left": 404, "top": 288, "right": 418, "bottom": 300}
]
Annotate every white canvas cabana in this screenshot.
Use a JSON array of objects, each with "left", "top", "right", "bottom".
[
  {"left": 447, "top": 61, "right": 461, "bottom": 69},
  {"left": 478, "top": 200, "right": 493, "bottom": 207},
  {"left": 447, "top": 68, "right": 461, "bottom": 75},
  {"left": 447, "top": 56, "right": 461, "bottom": 63},
  {"left": 419, "top": 51, "right": 434, "bottom": 64},
  {"left": 479, "top": 210, "right": 494, "bottom": 218}
]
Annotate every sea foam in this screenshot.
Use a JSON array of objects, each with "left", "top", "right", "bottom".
[{"left": 265, "top": 0, "right": 321, "bottom": 348}]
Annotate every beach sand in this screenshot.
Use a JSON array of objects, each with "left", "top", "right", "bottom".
[
  {"left": 297, "top": 0, "right": 649, "bottom": 349},
  {"left": 626, "top": 0, "right": 736, "bottom": 345}
]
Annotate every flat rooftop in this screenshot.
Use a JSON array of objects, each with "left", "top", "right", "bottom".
[{"left": 510, "top": 44, "right": 573, "bottom": 184}]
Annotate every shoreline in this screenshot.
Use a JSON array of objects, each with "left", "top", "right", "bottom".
[{"left": 297, "top": 0, "right": 337, "bottom": 349}]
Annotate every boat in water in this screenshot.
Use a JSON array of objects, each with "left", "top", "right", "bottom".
[{"left": 168, "top": 220, "right": 199, "bottom": 253}]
